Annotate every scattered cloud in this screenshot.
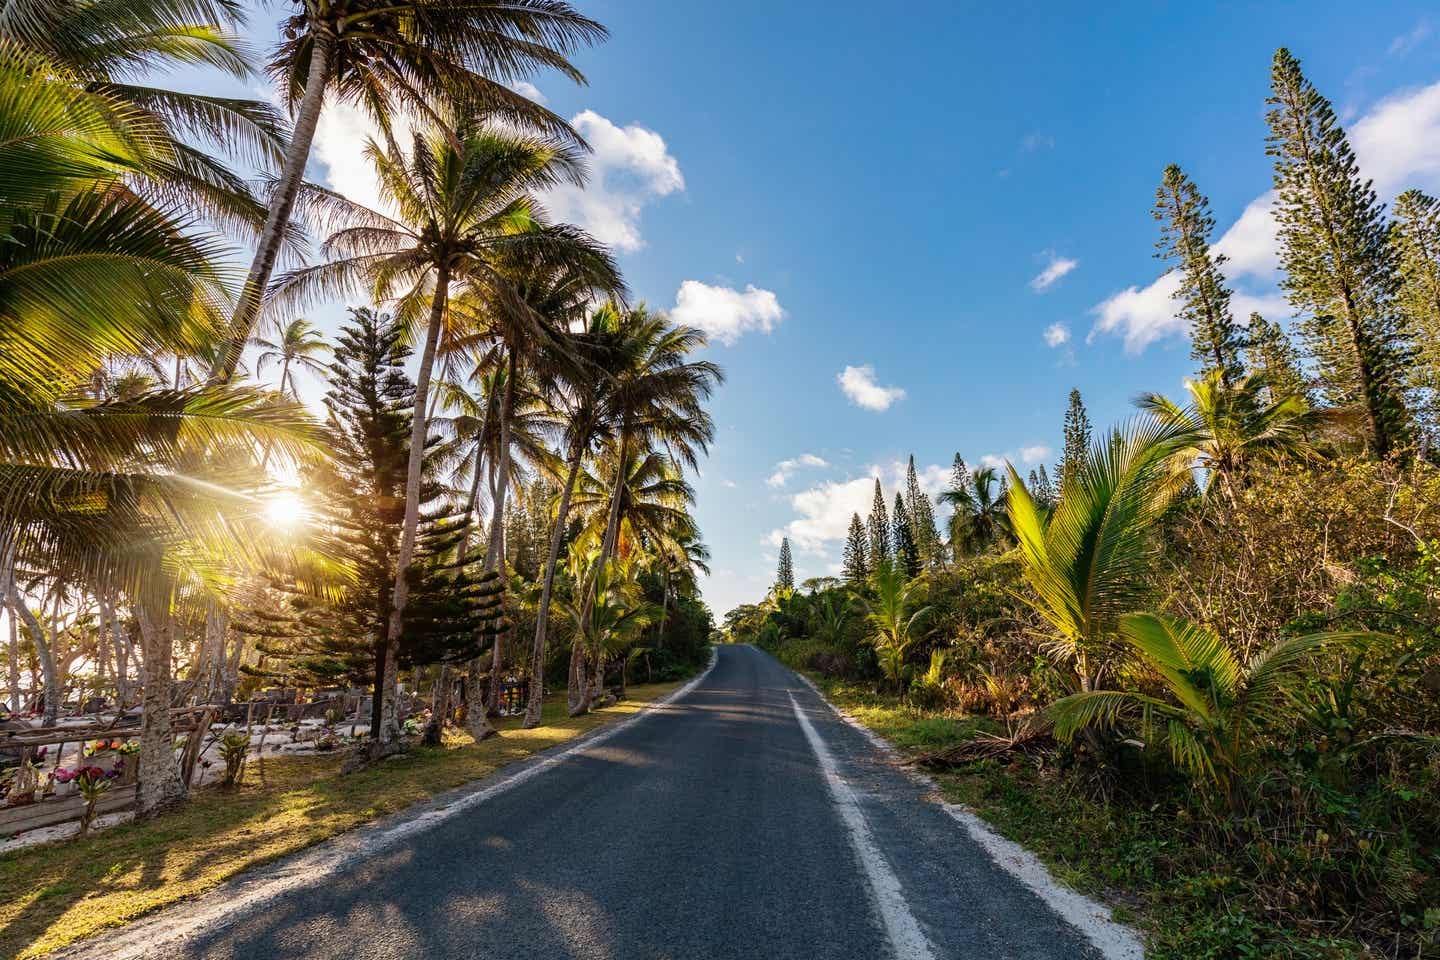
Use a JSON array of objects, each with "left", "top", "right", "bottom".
[
  {"left": 671, "top": 280, "right": 785, "bottom": 345},
  {"left": 1043, "top": 322, "right": 1071, "bottom": 347},
  {"left": 310, "top": 100, "right": 408, "bottom": 215},
  {"left": 837, "top": 364, "right": 905, "bottom": 411},
  {"left": 1021, "top": 132, "right": 1055, "bottom": 152},
  {"left": 979, "top": 446, "right": 1051, "bottom": 471},
  {"left": 507, "top": 80, "right": 547, "bottom": 105},
  {"left": 1019, "top": 444, "right": 1052, "bottom": 464},
  {"left": 542, "top": 110, "right": 684, "bottom": 252},
  {"left": 766, "top": 460, "right": 950, "bottom": 551},
  {"left": 767, "top": 453, "right": 828, "bottom": 488},
  {"left": 1089, "top": 79, "right": 1440, "bottom": 355},
  {"left": 1389, "top": 20, "right": 1431, "bottom": 57},
  {"left": 1031, "top": 251, "right": 1079, "bottom": 291}
]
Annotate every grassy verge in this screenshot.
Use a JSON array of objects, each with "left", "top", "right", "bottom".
[
  {"left": 808, "top": 675, "right": 1379, "bottom": 960},
  {"left": 0, "top": 680, "right": 688, "bottom": 959}
]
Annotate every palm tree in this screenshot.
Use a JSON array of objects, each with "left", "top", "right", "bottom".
[
  {"left": 1005, "top": 418, "right": 1197, "bottom": 693},
  {"left": 269, "top": 114, "right": 614, "bottom": 745},
  {"left": 213, "top": 0, "right": 608, "bottom": 380},
  {"left": 1136, "top": 370, "right": 1317, "bottom": 496},
  {"left": 939, "top": 464, "right": 1007, "bottom": 556},
  {"left": 255, "top": 318, "right": 331, "bottom": 398},
  {"left": 564, "top": 308, "right": 721, "bottom": 714},
  {"left": 0, "top": 0, "right": 286, "bottom": 235},
  {"left": 1048, "top": 613, "right": 1376, "bottom": 809},
  {"left": 558, "top": 549, "right": 657, "bottom": 706},
  {"left": 859, "top": 560, "right": 931, "bottom": 694}
]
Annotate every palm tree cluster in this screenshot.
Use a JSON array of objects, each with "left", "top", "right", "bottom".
[{"left": 1, "top": 0, "right": 721, "bottom": 820}]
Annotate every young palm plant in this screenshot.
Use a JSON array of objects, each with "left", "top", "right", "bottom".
[
  {"left": 1048, "top": 612, "right": 1377, "bottom": 808},
  {"left": 1006, "top": 417, "right": 1197, "bottom": 693},
  {"left": 858, "top": 561, "right": 932, "bottom": 695},
  {"left": 1136, "top": 369, "right": 1317, "bottom": 496}
]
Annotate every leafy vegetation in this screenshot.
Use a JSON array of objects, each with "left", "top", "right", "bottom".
[{"left": 730, "top": 46, "right": 1440, "bottom": 959}]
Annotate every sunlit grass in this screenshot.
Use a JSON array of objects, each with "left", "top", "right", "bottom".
[{"left": 0, "top": 683, "right": 684, "bottom": 959}]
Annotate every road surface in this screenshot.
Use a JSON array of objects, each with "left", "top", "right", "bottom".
[{"left": 119, "top": 644, "right": 1134, "bottom": 960}]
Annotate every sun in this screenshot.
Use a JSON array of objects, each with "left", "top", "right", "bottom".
[{"left": 264, "top": 489, "right": 309, "bottom": 529}]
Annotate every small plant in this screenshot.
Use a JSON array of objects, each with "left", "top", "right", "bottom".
[
  {"left": 314, "top": 726, "right": 340, "bottom": 751},
  {"left": 73, "top": 766, "right": 117, "bottom": 836},
  {"left": 218, "top": 732, "right": 251, "bottom": 787}
]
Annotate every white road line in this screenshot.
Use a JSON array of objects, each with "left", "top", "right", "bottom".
[
  {"left": 788, "top": 691, "right": 939, "bottom": 960},
  {"left": 65, "top": 649, "right": 719, "bottom": 960},
  {"left": 792, "top": 671, "right": 1146, "bottom": 960}
]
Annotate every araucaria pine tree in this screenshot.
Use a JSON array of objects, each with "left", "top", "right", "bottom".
[
  {"left": 1153, "top": 164, "right": 1247, "bottom": 387},
  {"left": 903, "top": 455, "right": 940, "bottom": 565},
  {"left": 843, "top": 513, "right": 869, "bottom": 584},
  {"left": 1266, "top": 47, "right": 1413, "bottom": 456},
  {"left": 1246, "top": 313, "right": 1309, "bottom": 402},
  {"left": 775, "top": 537, "right": 795, "bottom": 591},
  {"left": 1389, "top": 189, "right": 1440, "bottom": 435},
  {"left": 867, "top": 479, "right": 891, "bottom": 564},
  {"left": 891, "top": 493, "right": 920, "bottom": 579},
  {"left": 1058, "top": 388, "right": 1092, "bottom": 486}
]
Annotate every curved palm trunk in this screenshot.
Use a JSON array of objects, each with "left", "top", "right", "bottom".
[
  {"left": 521, "top": 436, "right": 584, "bottom": 729},
  {"left": 135, "top": 595, "right": 186, "bottom": 817},
  {"left": 8, "top": 587, "right": 59, "bottom": 725},
  {"left": 463, "top": 352, "right": 514, "bottom": 736},
  {"left": 483, "top": 352, "right": 517, "bottom": 716},
  {"left": 212, "top": 32, "right": 336, "bottom": 383},
  {"left": 569, "top": 429, "right": 628, "bottom": 715},
  {"left": 378, "top": 260, "right": 450, "bottom": 752}
]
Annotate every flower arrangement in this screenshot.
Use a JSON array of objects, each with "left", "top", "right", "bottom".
[
  {"left": 314, "top": 726, "right": 340, "bottom": 751},
  {"left": 69, "top": 765, "right": 119, "bottom": 835},
  {"left": 82, "top": 738, "right": 138, "bottom": 758},
  {"left": 1, "top": 756, "right": 40, "bottom": 806}
]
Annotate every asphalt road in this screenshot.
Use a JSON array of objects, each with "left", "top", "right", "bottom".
[{"left": 137, "top": 644, "right": 1124, "bottom": 960}]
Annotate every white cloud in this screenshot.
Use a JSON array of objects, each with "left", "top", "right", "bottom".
[
  {"left": 1021, "top": 132, "right": 1055, "bottom": 152},
  {"left": 507, "top": 80, "right": 547, "bottom": 105},
  {"left": 542, "top": 110, "right": 683, "bottom": 252},
  {"left": 767, "top": 460, "right": 949, "bottom": 551},
  {"left": 978, "top": 446, "right": 1051, "bottom": 472},
  {"left": 1350, "top": 82, "right": 1440, "bottom": 196},
  {"left": 837, "top": 365, "right": 905, "bottom": 411},
  {"left": 310, "top": 99, "right": 407, "bottom": 215},
  {"left": 767, "top": 453, "right": 828, "bottom": 488},
  {"left": 671, "top": 280, "right": 784, "bottom": 345},
  {"left": 1089, "top": 79, "right": 1440, "bottom": 356},
  {"left": 1043, "top": 322, "right": 1071, "bottom": 347},
  {"left": 1389, "top": 20, "right": 1431, "bottom": 56},
  {"left": 1031, "top": 251, "right": 1079, "bottom": 291},
  {"left": 1019, "top": 444, "right": 1052, "bottom": 464}
]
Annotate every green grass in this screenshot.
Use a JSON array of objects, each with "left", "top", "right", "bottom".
[
  {"left": 808, "top": 674, "right": 1377, "bottom": 960},
  {"left": 0, "top": 681, "right": 687, "bottom": 959}
]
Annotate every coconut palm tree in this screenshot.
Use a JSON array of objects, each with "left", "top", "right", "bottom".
[
  {"left": 213, "top": 0, "right": 608, "bottom": 380},
  {"left": 255, "top": 318, "right": 331, "bottom": 398},
  {"left": 939, "top": 464, "right": 1007, "bottom": 556},
  {"left": 1136, "top": 370, "right": 1317, "bottom": 496},
  {"left": 1006, "top": 418, "right": 1197, "bottom": 694},
  {"left": 0, "top": 0, "right": 286, "bottom": 235},
  {"left": 564, "top": 308, "right": 721, "bottom": 714},
  {"left": 269, "top": 113, "right": 617, "bottom": 745},
  {"left": 1048, "top": 612, "right": 1377, "bottom": 808},
  {"left": 859, "top": 560, "right": 932, "bottom": 694}
]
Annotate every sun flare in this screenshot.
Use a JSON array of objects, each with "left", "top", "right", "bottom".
[{"left": 264, "top": 489, "right": 309, "bottom": 529}]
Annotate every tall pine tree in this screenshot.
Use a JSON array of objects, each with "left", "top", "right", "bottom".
[
  {"left": 1389, "top": 189, "right": 1440, "bottom": 436},
  {"left": 892, "top": 493, "right": 920, "bottom": 579},
  {"left": 903, "top": 455, "right": 940, "bottom": 565},
  {"left": 1267, "top": 47, "right": 1412, "bottom": 456},
  {"left": 843, "top": 513, "right": 869, "bottom": 584},
  {"left": 1246, "top": 312, "right": 1309, "bottom": 402},
  {"left": 1057, "top": 388, "right": 1092, "bottom": 487},
  {"left": 866, "top": 479, "right": 890, "bottom": 564},
  {"left": 775, "top": 537, "right": 795, "bottom": 591},
  {"left": 1153, "top": 164, "right": 1247, "bottom": 387}
]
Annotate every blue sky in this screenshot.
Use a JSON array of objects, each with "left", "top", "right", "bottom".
[{"left": 200, "top": 1, "right": 1440, "bottom": 617}]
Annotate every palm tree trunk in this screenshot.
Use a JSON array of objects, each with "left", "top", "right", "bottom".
[
  {"left": 483, "top": 351, "right": 517, "bottom": 716},
  {"left": 521, "top": 434, "right": 585, "bottom": 729},
  {"left": 212, "top": 31, "right": 336, "bottom": 383},
  {"left": 379, "top": 259, "right": 450, "bottom": 751},
  {"left": 8, "top": 589, "right": 59, "bottom": 725},
  {"left": 135, "top": 595, "right": 186, "bottom": 817},
  {"left": 569, "top": 429, "right": 628, "bottom": 715},
  {"left": 2, "top": 548, "right": 19, "bottom": 713}
]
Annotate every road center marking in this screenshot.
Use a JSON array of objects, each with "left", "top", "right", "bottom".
[{"left": 788, "top": 691, "right": 939, "bottom": 960}]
